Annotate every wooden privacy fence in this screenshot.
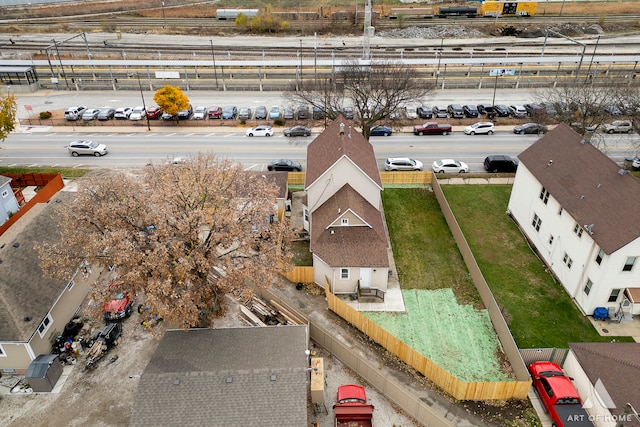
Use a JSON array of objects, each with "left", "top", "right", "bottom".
[
  {"left": 283, "top": 266, "right": 314, "bottom": 284},
  {"left": 0, "top": 174, "right": 64, "bottom": 237},
  {"left": 324, "top": 281, "right": 531, "bottom": 401},
  {"left": 287, "top": 171, "right": 432, "bottom": 187}
]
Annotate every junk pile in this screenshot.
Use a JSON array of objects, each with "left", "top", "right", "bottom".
[{"left": 239, "top": 295, "right": 305, "bottom": 326}]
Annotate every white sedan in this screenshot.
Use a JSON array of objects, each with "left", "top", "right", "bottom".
[
  {"left": 431, "top": 159, "right": 469, "bottom": 174},
  {"left": 245, "top": 125, "right": 274, "bottom": 137}
]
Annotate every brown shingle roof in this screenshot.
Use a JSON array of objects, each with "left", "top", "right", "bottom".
[
  {"left": 131, "top": 326, "right": 308, "bottom": 427},
  {"left": 247, "top": 171, "right": 288, "bottom": 199},
  {"left": 569, "top": 342, "right": 640, "bottom": 426},
  {"left": 518, "top": 123, "right": 640, "bottom": 254},
  {"left": 305, "top": 116, "right": 383, "bottom": 190},
  {"left": 0, "top": 192, "right": 72, "bottom": 342},
  {"left": 310, "top": 184, "right": 389, "bottom": 267}
]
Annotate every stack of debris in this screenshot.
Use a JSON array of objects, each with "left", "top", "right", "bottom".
[{"left": 239, "top": 295, "right": 306, "bottom": 326}]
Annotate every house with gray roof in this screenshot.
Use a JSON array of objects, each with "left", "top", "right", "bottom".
[
  {"left": 130, "top": 325, "right": 309, "bottom": 427},
  {"left": 0, "top": 191, "right": 95, "bottom": 373},
  {"left": 507, "top": 123, "right": 640, "bottom": 319},
  {"left": 304, "top": 117, "right": 390, "bottom": 296},
  {"left": 564, "top": 342, "right": 640, "bottom": 427}
]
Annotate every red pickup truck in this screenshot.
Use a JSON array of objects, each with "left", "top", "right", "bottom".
[
  {"left": 528, "top": 362, "right": 594, "bottom": 427},
  {"left": 334, "top": 384, "right": 374, "bottom": 427},
  {"left": 413, "top": 122, "right": 453, "bottom": 136}
]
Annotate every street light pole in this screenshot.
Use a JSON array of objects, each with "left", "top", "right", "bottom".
[
  {"left": 161, "top": 0, "right": 166, "bottom": 29},
  {"left": 137, "top": 73, "right": 151, "bottom": 131},
  {"left": 210, "top": 39, "right": 219, "bottom": 89},
  {"left": 299, "top": 39, "right": 303, "bottom": 83}
]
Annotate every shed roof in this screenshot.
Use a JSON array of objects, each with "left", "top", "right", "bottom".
[
  {"left": 0, "top": 191, "right": 72, "bottom": 342},
  {"left": 130, "top": 326, "right": 309, "bottom": 427},
  {"left": 518, "top": 123, "right": 640, "bottom": 254}
]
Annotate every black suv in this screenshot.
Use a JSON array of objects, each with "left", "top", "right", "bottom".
[
  {"left": 484, "top": 155, "right": 519, "bottom": 173},
  {"left": 177, "top": 104, "right": 193, "bottom": 120},
  {"left": 463, "top": 105, "right": 479, "bottom": 118},
  {"left": 417, "top": 106, "right": 432, "bottom": 119},
  {"left": 447, "top": 104, "right": 464, "bottom": 119},
  {"left": 493, "top": 105, "right": 511, "bottom": 117}
]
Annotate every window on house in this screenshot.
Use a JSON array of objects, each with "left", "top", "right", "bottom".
[
  {"left": 583, "top": 279, "right": 593, "bottom": 296},
  {"left": 623, "top": 257, "right": 636, "bottom": 272},
  {"left": 303, "top": 208, "right": 309, "bottom": 223},
  {"left": 558, "top": 207, "right": 563, "bottom": 216},
  {"left": 37, "top": 314, "right": 53, "bottom": 338},
  {"left": 531, "top": 214, "right": 542, "bottom": 232},
  {"left": 563, "top": 253, "right": 573, "bottom": 269},
  {"left": 573, "top": 224, "right": 583, "bottom": 238},
  {"left": 595, "top": 249, "right": 605, "bottom": 265},
  {"left": 539, "top": 187, "right": 550, "bottom": 205},
  {"left": 341, "top": 218, "right": 349, "bottom": 225},
  {"left": 67, "top": 280, "right": 74, "bottom": 291},
  {"left": 1, "top": 189, "right": 8, "bottom": 199},
  {"left": 608, "top": 289, "right": 621, "bottom": 303},
  {"left": 340, "top": 268, "right": 349, "bottom": 280},
  {"left": 548, "top": 235, "right": 554, "bottom": 245}
]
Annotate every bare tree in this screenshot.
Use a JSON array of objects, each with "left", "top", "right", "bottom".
[
  {"left": 287, "top": 59, "right": 433, "bottom": 140},
  {"left": 37, "top": 153, "right": 294, "bottom": 328}
]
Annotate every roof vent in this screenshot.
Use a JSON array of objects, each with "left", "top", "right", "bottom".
[
  {"left": 330, "top": 230, "right": 335, "bottom": 234},
  {"left": 339, "top": 123, "right": 345, "bottom": 135},
  {"left": 597, "top": 183, "right": 602, "bottom": 189},
  {"left": 580, "top": 195, "right": 585, "bottom": 200},
  {"left": 270, "top": 374, "right": 277, "bottom": 381},
  {"left": 12, "top": 242, "right": 19, "bottom": 248},
  {"left": 23, "top": 316, "right": 32, "bottom": 322},
  {"left": 173, "top": 378, "right": 180, "bottom": 385},
  {"left": 584, "top": 224, "right": 595, "bottom": 235},
  {"left": 226, "top": 377, "right": 233, "bottom": 383},
  {"left": 547, "top": 160, "right": 553, "bottom": 167},
  {"left": 618, "top": 169, "right": 630, "bottom": 176}
]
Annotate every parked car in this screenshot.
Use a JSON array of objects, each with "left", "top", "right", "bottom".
[
  {"left": 513, "top": 123, "right": 548, "bottom": 134},
  {"left": 283, "top": 107, "right": 295, "bottom": 120},
  {"left": 464, "top": 122, "right": 495, "bottom": 135},
  {"left": 297, "top": 105, "right": 310, "bottom": 120},
  {"left": 267, "top": 159, "right": 302, "bottom": 172},
  {"left": 114, "top": 107, "right": 132, "bottom": 119},
  {"left": 245, "top": 125, "right": 274, "bottom": 137},
  {"left": 432, "top": 105, "right": 448, "bottom": 118},
  {"left": 540, "top": 102, "right": 558, "bottom": 117},
  {"left": 404, "top": 106, "right": 418, "bottom": 120},
  {"left": 602, "top": 120, "right": 633, "bottom": 134},
  {"left": 312, "top": 106, "right": 325, "bottom": 120},
  {"left": 146, "top": 106, "right": 163, "bottom": 119},
  {"left": 254, "top": 106, "right": 268, "bottom": 120},
  {"left": 221, "top": 106, "right": 237, "bottom": 120},
  {"left": 447, "top": 104, "right": 464, "bottom": 119},
  {"left": 370, "top": 125, "right": 393, "bottom": 136},
  {"left": 67, "top": 140, "right": 108, "bottom": 157},
  {"left": 431, "top": 159, "right": 469, "bottom": 174},
  {"left": 208, "top": 106, "right": 223, "bottom": 119},
  {"left": 283, "top": 125, "right": 311, "bottom": 137},
  {"left": 192, "top": 106, "right": 208, "bottom": 120},
  {"left": 342, "top": 106, "right": 354, "bottom": 119},
  {"left": 97, "top": 108, "right": 116, "bottom": 121},
  {"left": 484, "top": 155, "right": 519, "bottom": 172},
  {"left": 129, "top": 106, "right": 146, "bottom": 121},
  {"left": 238, "top": 107, "right": 252, "bottom": 121},
  {"left": 463, "top": 105, "right": 479, "bottom": 118},
  {"left": 269, "top": 105, "right": 281, "bottom": 120},
  {"left": 604, "top": 104, "right": 622, "bottom": 116},
  {"left": 384, "top": 157, "right": 424, "bottom": 171},
  {"left": 81, "top": 108, "right": 100, "bottom": 120},
  {"left": 102, "top": 281, "right": 136, "bottom": 321},
  {"left": 161, "top": 111, "right": 175, "bottom": 120},
  {"left": 493, "top": 105, "right": 511, "bottom": 117},
  {"left": 64, "top": 106, "right": 87, "bottom": 121},
  {"left": 177, "top": 104, "right": 193, "bottom": 120},
  {"left": 413, "top": 122, "right": 452, "bottom": 135},
  {"left": 524, "top": 103, "right": 544, "bottom": 116},
  {"left": 508, "top": 105, "right": 527, "bottom": 118},
  {"left": 417, "top": 105, "right": 432, "bottom": 119},
  {"left": 476, "top": 104, "right": 494, "bottom": 115}
]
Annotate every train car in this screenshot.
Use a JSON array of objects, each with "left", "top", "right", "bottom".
[
  {"left": 480, "top": 1, "right": 537, "bottom": 17},
  {"left": 215, "top": 9, "right": 259, "bottom": 20},
  {"left": 389, "top": 7, "right": 434, "bottom": 19},
  {"left": 437, "top": 6, "right": 478, "bottom": 18}
]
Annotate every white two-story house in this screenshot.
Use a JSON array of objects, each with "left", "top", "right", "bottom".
[
  {"left": 304, "top": 117, "right": 390, "bottom": 297},
  {"left": 507, "top": 123, "right": 640, "bottom": 320}
]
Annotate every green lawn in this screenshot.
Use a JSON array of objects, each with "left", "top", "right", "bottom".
[
  {"left": 381, "top": 186, "right": 631, "bottom": 348},
  {"left": 0, "top": 166, "right": 90, "bottom": 178}
]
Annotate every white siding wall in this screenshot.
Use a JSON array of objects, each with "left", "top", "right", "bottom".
[
  {"left": 508, "top": 165, "right": 640, "bottom": 315},
  {"left": 306, "top": 157, "right": 381, "bottom": 213}
]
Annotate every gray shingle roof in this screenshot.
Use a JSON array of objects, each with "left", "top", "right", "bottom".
[
  {"left": 569, "top": 342, "right": 640, "bottom": 426},
  {"left": 0, "top": 191, "right": 72, "bottom": 342},
  {"left": 131, "top": 326, "right": 309, "bottom": 427},
  {"left": 305, "top": 116, "right": 383, "bottom": 190},
  {"left": 518, "top": 123, "right": 640, "bottom": 254},
  {"left": 310, "top": 184, "right": 389, "bottom": 267}
]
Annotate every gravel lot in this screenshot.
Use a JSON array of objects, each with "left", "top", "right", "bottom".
[{"left": 0, "top": 295, "right": 417, "bottom": 427}]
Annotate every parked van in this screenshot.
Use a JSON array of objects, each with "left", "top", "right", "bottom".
[
  {"left": 484, "top": 155, "right": 519, "bottom": 173},
  {"left": 64, "top": 106, "right": 87, "bottom": 121}
]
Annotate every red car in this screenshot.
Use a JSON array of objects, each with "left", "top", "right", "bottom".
[
  {"left": 413, "top": 122, "right": 453, "bottom": 136},
  {"left": 102, "top": 281, "right": 136, "bottom": 321},
  {"left": 208, "top": 106, "right": 223, "bottom": 119},
  {"left": 146, "top": 106, "right": 163, "bottom": 120}
]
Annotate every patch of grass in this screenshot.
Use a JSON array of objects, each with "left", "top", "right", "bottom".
[
  {"left": 382, "top": 188, "right": 481, "bottom": 308},
  {"left": 0, "top": 167, "right": 90, "bottom": 178},
  {"left": 442, "top": 185, "right": 632, "bottom": 348},
  {"left": 290, "top": 240, "right": 312, "bottom": 266}
]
